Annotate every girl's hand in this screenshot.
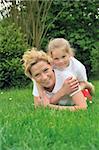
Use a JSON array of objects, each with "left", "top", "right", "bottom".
[{"left": 62, "top": 76, "right": 79, "bottom": 95}]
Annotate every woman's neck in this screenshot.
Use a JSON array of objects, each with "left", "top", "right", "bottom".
[{"left": 44, "top": 84, "right": 55, "bottom": 92}]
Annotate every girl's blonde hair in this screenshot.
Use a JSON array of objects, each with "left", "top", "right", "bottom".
[
  {"left": 22, "top": 47, "right": 52, "bottom": 79},
  {"left": 47, "top": 38, "right": 75, "bottom": 57}
]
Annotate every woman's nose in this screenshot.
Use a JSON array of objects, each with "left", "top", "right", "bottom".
[{"left": 41, "top": 73, "right": 47, "bottom": 80}]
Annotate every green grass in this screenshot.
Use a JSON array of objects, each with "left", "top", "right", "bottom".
[{"left": 0, "top": 81, "right": 99, "bottom": 150}]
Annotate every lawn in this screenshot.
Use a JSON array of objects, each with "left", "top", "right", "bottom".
[{"left": 0, "top": 81, "right": 99, "bottom": 150}]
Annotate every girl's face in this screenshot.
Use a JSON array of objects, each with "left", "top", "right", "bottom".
[
  {"left": 31, "top": 60, "right": 55, "bottom": 91},
  {"left": 52, "top": 49, "right": 70, "bottom": 69}
]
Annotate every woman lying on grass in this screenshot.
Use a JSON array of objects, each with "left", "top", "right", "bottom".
[{"left": 22, "top": 47, "right": 87, "bottom": 111}]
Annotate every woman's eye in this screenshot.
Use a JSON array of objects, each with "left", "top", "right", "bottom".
[
  {"left": 54, "top": 58, "right": 59, "bottom": 60},
  {"left": 44, "top": 68, "right": 49, "bottom": 72},
  {"left": 35, "top": 73, "right": 40, "bottom": 77}
]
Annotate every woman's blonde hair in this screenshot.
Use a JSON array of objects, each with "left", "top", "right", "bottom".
[
  {"left": 22, "top": 47, "right": 52, "bottom": 79},
  {"left": 47, "top": 38, "right": 75, "bottom": 57}
]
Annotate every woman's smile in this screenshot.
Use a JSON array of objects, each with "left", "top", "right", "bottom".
[{"left": 31, "top": 60, "right": 56, "bottom": 90}]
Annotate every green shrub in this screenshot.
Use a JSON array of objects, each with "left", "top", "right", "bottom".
[
  {"left": 90, "top": 41, "right": 99, "bottom": 77},
  {"left": 0, "top": 21, "right": 30, "bottom": 88},
  {"left": 45, "top": 0, "right": 98, "bottom": 78}
]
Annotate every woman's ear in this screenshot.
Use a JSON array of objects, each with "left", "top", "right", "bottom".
[{"left": 31, "top": 77, "right": 34, "bottom": 81}]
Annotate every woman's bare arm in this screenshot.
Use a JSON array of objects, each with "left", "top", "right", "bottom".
[
  {"left": 48, "top": 103, "right": 87, "bottom": 111},
  {"left": 48, "top": 90, "right": 87, "bottom": 111},
  {"left": 71, "top": 90, "right": 87, "bottom": 109},
  {"left": 34, "top": 94, "right": 87, "bottom": 111}
]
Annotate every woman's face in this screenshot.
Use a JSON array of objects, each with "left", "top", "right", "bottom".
[{"left": 31, "top": 60, "right": 55, "bottom": 90}]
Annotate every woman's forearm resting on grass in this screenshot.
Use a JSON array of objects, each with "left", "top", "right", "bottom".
[
  {"left": 48, "top": 104, "right": 87, "bottom": 111},
  {"left": 71, "top": 90, "right": 87, "bottom": 108},
  {"left": 34, "top": 90, "right": 87, "bottom": 111}
]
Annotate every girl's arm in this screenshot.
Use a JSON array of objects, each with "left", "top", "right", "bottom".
[
  {"left": 50, "top": 77, "right": 79, "bottom": 104},
  {"left": 80, "top": 81, "right": 95, "bottom": 95}
]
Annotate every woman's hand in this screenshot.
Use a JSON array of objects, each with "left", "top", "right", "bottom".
[
  {"left": 41, "top": 90, "right": 50, "bottom": 107},
  {"left": 34, "top": 93, "right": 50, "bottom": 108}
]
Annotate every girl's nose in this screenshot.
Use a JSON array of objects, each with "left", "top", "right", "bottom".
[{"left": 59, "top": 59, "right": 63, "bottom": 63}]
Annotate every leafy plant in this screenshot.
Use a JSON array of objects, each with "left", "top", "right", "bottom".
[
  {"left": 0, "top": 21, "right": 29, "bottom": 88},
  {"left": 90, "top": 41, "right": 99, "bottom": 77}
]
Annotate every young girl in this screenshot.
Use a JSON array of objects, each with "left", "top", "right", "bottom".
[{"left": 47, "top": 38, "right": 95, "bottom": 103}]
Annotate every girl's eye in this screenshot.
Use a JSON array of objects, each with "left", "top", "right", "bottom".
[
  {"left": 62, "top": 55, "right": 66, "bottom": 58},
  {"left": 54, "top": 58, "right": 59, "bottom": 60}
]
